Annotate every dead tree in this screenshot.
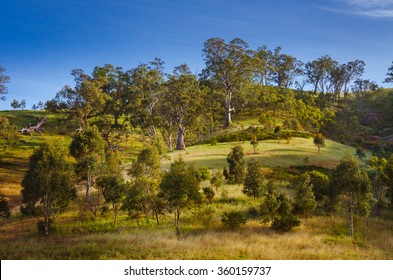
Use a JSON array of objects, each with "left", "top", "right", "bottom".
[{"left": 18, "top": 117, "right": 47, "bottom": 135}]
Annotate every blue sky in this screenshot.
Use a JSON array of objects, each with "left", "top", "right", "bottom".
[{"left": 1, "top": 0, "right": 393, "bottom": 110}]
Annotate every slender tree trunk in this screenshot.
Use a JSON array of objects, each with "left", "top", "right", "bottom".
[
  {"left": 175, "top": 207, "right": 181, "bottom": 236},
  {"left": 86, "top": 173, "right": 91, "bottom": 201},
  {"left": 349, "top": 196, "right": 354, "bottom": 237},
  {"left": 44, "top": 195, "right": 49, "bottom": 237},
  {"left": 224, "top": 87, "right": 233, "bottom": 128},
  {"left": 176, "top": 124, "right": 186, "bottom": 150},
  {"left": 113, "top": 203, "right": 117, "bottom": 226},
  {"left": 154, "top": 209, "right": 160, "bottom": 226}
]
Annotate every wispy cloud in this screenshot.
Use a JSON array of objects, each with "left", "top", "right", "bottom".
[{"left": 320, "top": 0, "right": 393, "bottom": 18}]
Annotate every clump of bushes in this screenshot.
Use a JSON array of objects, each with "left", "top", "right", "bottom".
[{"left": 221, "top": 210, "right": 246, "bottom": 229}]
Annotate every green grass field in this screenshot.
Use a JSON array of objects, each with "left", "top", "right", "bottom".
[{"left": 163, "top": 138, "right": 359, "bottom": 170}]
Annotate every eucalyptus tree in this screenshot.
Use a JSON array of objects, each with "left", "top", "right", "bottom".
[
  {"left": 0, "top": 66, "right": 10, "bottom": 101},
  {"left": 128, "top": 58, "right": 165, "bottom": 141},
  {"left": 384, "top": 61, "right": 393, "bottom": 84},
  {"left": 328, "top": 60, "right": 365, "bottom": 104},
  {"left": 270, "top": 47, "right": 304, "bottom": 88},
  {"left": 21, "top": 141, "right": 76, "bottom": 236},
  {"left": 47, "top": 69, "right": 110, "bottom": 129},
  {"left": 201, "top": 37, "right": 254, "bottom": 127},
  {"left": 304, "top": 55, "right": 335, "bottom": 95},
  {"left": 92, "top": 64, "right": 131, "bottom": 127},
  {"left": 161, "top": 64, "right": 205, "bottom": 150},
  {"left": 253, "top": 45, "right": 274, "bottom": 86},
  {"left": 243, "top": 159, "right": 265, "bottom": 200},
  {"left": 70, "top": 126, "right": 107, "bottom": 201},
  {"left": 128, "top": 145, "right": 163, "bottom": 225},
  {"left": 330, "top": 155, "right": 373, "bottom": 236},
  {"left": 159, "top": 157, "right": 202, "bottom": 236}
]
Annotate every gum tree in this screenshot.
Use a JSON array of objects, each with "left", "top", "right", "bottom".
[
  {"left": 159, "top": 158, "right": 202, "bottom": 236},
  {"left": 21, "top": 141, "right": 76, "bottom": 236}
]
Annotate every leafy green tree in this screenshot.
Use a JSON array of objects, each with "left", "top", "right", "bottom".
[
  {"left": 122, "top": 182, "right": 145, "bottom": 226},
  {"left": 293, "top": 174, "right": 317, "bottom": 218},
  {"left": 383, "top": 61, "right": 393, "bottom": 84},
  {"left": 128, "top": 145, "right": 163, "bottom": 225},
  {"left": 250, "top": 135, "right": 259, "bottom": 154},
  {"left": 19, "top": 99, "right": 26, "bottom": 110},
  {"left": 226, "top": 145, "right": 246, "bottom": 184},
  {"left": 70, "top": 126, "right": 107, "bottom": 201},
  {"left": 0, "top": 66, "right": 10, "bottom": 100},
  {"left": 210, "top": 169, "right": 225, "bottom": 193},
  {"left": 355, "top": 146, "right": 367, "bottom": 161},
  {"left": 201, "top": 37, "right": 253, "bottom": 127},
  {"left": 313, "top": 133, "right": 325, "bottom": 153},
  {"left": 159, "top": 157, "right": 202, "bottom": 236},
  {"left": 21, "top": 141, "right": 76, "bottom": 236},
  {"left": 271, "top": 193, "right": 301, "bottom": 231},
  {"left": 128, "top": 58, "right": 165, "bottom": 141},
  {"left": 304, "top": 55, "right": 334, "bottom": 95},
  {"left": 0, "top": 117, "right": 18, "bottom": 150},
  {"left": 203, "top": 187, "right": 215, "bottom": 203},
  {"left": 0, "top": 191, "right": 11, "bottom": 219},
  {"left": 260, "top": 181, "right": 281, "bottom": 223},
  {"left": 97, "top": 175, "right": 125, "bottom": 225},
  {"left": 92, "top": 64, "right": 130, "bottom": 127},
  {"left": 221, "top": 210, "right": 246, "bottom": 229},
  {"left": 270, "top": 48, "right": 303, "bottom": 88},
  {"left": 330, "top": 155, "right": 374, "bottom": 236},
  {"left": 367, "top": 156, "right": 388, "bottom": 216},
  {"left": 161, "top": 64, "right": 205, "bottom": 150},
  {"left": 307, "top": 170, "right": 330, "bottom": 201},
  {"left": 243, "top": 159, "right": 265, "bottom": 200},
  {"left": 10, "top": 99, "right": 19, "bottom": 110},
  {"left": 48, "top": 69, "right": 110, "bottom": 129}
]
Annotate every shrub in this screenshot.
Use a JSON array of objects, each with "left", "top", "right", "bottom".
[
  {"left": 272, "top": 214, "right": 300, "bottom": 231},
  {"left": 191, "top": 205, "right": 216, "bottom": 228},
  {"left": 199, "top": 166, "right": 210, "bottom": 181},
  {"left": 203, "top": 187, "right": 215, "bottom": 203},
  {"left": 221, "top": 210, "right": 246, "bottom": 229}
]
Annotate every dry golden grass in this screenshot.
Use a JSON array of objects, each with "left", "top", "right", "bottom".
[{"left": 1, "top": 209, "right": 392, "bottom": 260}]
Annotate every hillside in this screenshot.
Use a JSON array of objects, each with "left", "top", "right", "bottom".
[{"left": 0, "top": 110, "right": 392, "bottom": 260}]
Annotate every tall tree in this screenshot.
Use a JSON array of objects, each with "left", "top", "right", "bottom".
[
  {"left": 21, "top": 141, "right": 76, "bottom": 236},
  {"left": 0, "top": 117, "right": 18, "bottom": 150},
  {"left": 128, "top": 58, "right": 165, "bottom": 140},
  {"left": 0, "top": 66, "right": 10, "bottom": 101},
  {"left": 293, "top": 174, "right": 317, "bottom": 218},
  {"left": 226, "top": 145, "right": 246, "bottom": 184},
  {"left": 330, "top": 155, "right": 373, "bottom": 236},
  {"left": 201, "top": 38, "right": 253, "bottom": 127},
  {"left": 70, "top": 126, "right": 107, "bottom": 201},
  {"left": 304, "top": 55, "right": 334, "bottom": 94},
  {"left": 270, "top": 48, "right": 304, "bottom": 88},
  {"left": 383, "top": 61, "right": 393, "bottom": 84},
  {"left": 128, "top": 145, "right": 163, "bottom": 225},
  {"left": 48, "top": 68, "right": 110, "bottom": 129},
  {"left": 162, "top": 64, "right": 205, "bottom": 150},
  {"left": 159, "top": 157, "right": 202, "bottom": 235},
  {"left": 97, "top": 175, "right": 125, "bottom": 225},
  {"left": 243, "top": 159, "right": 265, "bottom": 200},
  {"left": 92, "top": 64, "right": 131, "bottom": 127}
]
